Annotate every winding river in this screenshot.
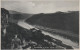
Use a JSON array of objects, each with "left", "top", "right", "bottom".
[{"left": 17, "top": 20, "right": 79, "bottom": 49}]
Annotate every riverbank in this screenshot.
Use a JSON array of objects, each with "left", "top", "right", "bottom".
[
  {"left": 18, "top": 20, "right": 79, "bottom": 48},
  {"left": 32, "top": 25, "right": 79, "bottom": 43},
  {"left": 26, "top": 24, "right": 79, "bottom": 48}
]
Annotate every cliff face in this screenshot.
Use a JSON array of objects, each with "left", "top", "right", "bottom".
[
  {"left": 1, "top": 8, "right": 9, "bottom": 29},
  {"left": 26, "top": 11, "right": 79, "bottom": 34}
]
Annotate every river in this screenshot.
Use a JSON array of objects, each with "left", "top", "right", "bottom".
[{"left": 17, "top": 20, "right": 79, "bottom": 49}]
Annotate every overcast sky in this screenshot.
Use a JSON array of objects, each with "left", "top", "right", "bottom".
[{"left": 1, "top": 0, "right": 79, "bottom": 14}]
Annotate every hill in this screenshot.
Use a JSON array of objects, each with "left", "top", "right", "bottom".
[
  {"left": 26, "top": 11, "right": 79, "bottom": 34},
  {"left": 26, "top": 11, "right": 79, "bottom": 42}
]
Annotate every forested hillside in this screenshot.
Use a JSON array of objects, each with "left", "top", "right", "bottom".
[
  {"left": 26, "top": 11, "right": 79, "bottom": 34},
  {"left": 26, "top": 11, "right": 79, "bottom": 42}
]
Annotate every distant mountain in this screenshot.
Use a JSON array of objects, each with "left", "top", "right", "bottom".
[
  {"left": 9, "top": 10, "right": 32, "bottom": 17},
  {"left": 8, "top": 10, "right": 33, "bottom": 23},
  {"left": 9, "top": 10, "right": 21, "bottom": 14}
]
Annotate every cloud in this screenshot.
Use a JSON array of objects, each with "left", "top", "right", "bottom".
[
  {"left": 1, "top": 0, "right": 79, "bottom": 14},
  {"left": 1, "top": 0, "right": 79, "bottom": 1},
  {"left": 1, "top": 1, "right": 36, "bottom": 13}
]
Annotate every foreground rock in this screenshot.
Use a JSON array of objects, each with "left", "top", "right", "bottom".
[{"left": 1, "top": 22, "right": 73, "bottom": 49}]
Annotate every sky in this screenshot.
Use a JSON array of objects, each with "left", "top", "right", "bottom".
[{"left": 1, "top": 0, "right": 79, "bottom": 14}]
